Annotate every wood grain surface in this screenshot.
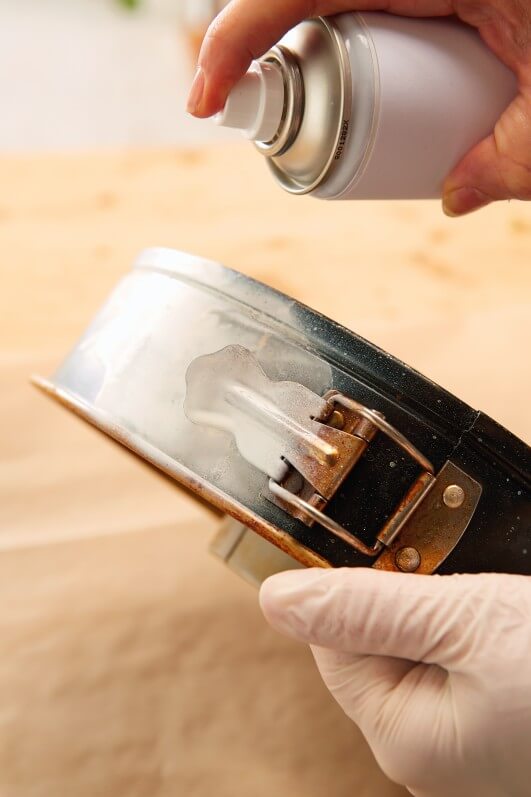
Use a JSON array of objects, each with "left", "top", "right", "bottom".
[{"left": 0, "top": 143, "right": 529, "bottom": 797}]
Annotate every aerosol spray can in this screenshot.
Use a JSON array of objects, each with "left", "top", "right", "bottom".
[{"left": 215, "top": 13, "right": 517, "bottom": 199}]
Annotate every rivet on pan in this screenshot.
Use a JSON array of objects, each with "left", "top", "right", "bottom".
[
  {"left": 395, "top": 546, "right": 421, "bottom": 573},
  {"left": 328, "top": 410, "right": 345, "bottom": 430},
  {"left": 443, "top": 484, "right": 465, "bottom": 509}
]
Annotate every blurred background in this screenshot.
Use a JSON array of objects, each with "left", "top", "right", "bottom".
[
  {"left": 0, "top": 3, "right": 529, "bottom": 797},
  {"left": 0, "top": 3, "right": 408, "bottom": 796},
  {"left": 0, "top": 0, "right": 235, "bottom": 151}
]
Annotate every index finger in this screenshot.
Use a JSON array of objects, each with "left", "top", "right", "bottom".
[{"left": 189, "top": 0, "right": 452, "bottom": 117}]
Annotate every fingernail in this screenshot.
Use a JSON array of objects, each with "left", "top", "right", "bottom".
[
  {"left": 443, "top": 187, "right": 492, "bottom": 217},
  {"left": 186, "top": 67, "right": 205, "bottom": 115}
]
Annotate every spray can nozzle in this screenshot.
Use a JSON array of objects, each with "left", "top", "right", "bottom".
[{"left": 215, "top": 60, "right": 285, "bottom": 143}]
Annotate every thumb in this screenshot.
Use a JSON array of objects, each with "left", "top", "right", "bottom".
[
  {"left": 259, "top": 567, "right": 503, "bottom": 670},
  {"left": 443, "top": 91, "right": 531, "bottom": 216}
]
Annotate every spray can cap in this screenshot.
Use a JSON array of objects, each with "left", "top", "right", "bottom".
[
  {"left": 215, "top": 60, "right": 285, "bottom": 143},
  {"left": 212, "top": 19, "right": 352, "bottom": 195}
]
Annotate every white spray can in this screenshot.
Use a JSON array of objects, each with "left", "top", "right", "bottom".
[{"left": 215, "top": 13, "right": 517, "bottom": 199}]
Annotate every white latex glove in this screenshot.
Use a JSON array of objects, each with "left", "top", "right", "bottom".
[{"left": 259, "top": 568, "right": 531, "bottom": 797}]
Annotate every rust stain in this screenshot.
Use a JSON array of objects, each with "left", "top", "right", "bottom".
[
  {"left": 374, "top": 462, "right": 482, "bottom": 574},
  {"left": 269, "top": 391, "right": 376, "bottom": 526},
  {"left": 377, "top": 472, "right": 435, "bottom": 548},
  {"left": 32, "top": 377, "right": 331, "bottom": 571}
]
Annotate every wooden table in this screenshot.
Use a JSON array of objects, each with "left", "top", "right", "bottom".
[{"left": 0, "top": 144, "right": 529, "bottom": 797}]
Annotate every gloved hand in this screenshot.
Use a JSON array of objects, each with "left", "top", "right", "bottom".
[
  {"left": 259, "top": 567, "right": 531, "bottom": 797},
  {"left": 187, "top": 0, "right": 531, "bottom": 216}
]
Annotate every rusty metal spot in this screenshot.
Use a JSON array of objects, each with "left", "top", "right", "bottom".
[{"left": 374, "top": 461, "right": 482, "bottom": 574}]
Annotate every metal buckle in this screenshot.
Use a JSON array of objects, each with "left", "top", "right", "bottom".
[
  {"left": 268, "top": 391, "right": 436, "bottom": 558},
  {"left": 185, "top": 345, "right": 482, "bottom": 573}
]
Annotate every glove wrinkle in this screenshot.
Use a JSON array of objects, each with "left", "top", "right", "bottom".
[{"left": 260, "top": 568, "right": 531, "bottom": 796}]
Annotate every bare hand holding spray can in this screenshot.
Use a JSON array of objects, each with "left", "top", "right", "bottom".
[{"left": 187, "top": 0, "right": 531, "bottom": 215}]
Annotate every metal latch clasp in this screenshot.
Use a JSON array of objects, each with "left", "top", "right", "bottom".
[
  {"left": 268, "top": 391, "right": 436, "bottom": 558},
  {"left": 185, "top": 345, "right": 481, "bottom": 573}
]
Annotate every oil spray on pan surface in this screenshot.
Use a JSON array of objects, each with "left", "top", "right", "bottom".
[{"left": 215, "top": 12, "right": 517, "bottom": 199}]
